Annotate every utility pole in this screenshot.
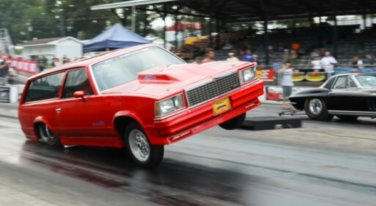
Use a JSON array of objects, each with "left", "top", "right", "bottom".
[{"left": 131, "top": 6, "right": 136, "bottom": 32}]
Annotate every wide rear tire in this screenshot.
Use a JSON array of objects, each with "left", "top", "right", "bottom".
[
  {"left": 37, "top": 123, "right": 61, "bottom": 147},
  {"left": 124, "top": 122, "right": 164, "bottom": 168},
  {"left": 304, "top": 98, "right": 333, "bottom": 121},
  {"left": 336, "top": 115, "right": 358, "bottom": 122},
  {"left": 219, "top": 113, "right": 246, "bottom": 130}
]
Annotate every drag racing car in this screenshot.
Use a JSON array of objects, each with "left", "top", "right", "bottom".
[
  {"left": 289, "top": 73, "right": 376, "bottom": 121},
  {"left": 18, "top": 44, "right": 264, "bottom": 168}
]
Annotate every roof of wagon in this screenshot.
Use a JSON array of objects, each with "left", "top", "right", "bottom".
[{"left": 29, "top": 44, "right": 156, "bottom": 80}]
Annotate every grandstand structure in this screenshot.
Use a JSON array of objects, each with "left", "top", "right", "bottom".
[{"left": 91, "top": 0, "right": 376, "bottom": 65}]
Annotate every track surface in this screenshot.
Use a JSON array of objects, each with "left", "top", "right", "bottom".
[{"left": 0, "top": 104, "right": 376, "bottom": 206}]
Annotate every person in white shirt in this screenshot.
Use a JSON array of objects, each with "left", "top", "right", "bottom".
[
  {"left": 311, "top": 55, "right": 322, "bottom": 71},
  {"left": 278, "top": 61, "right": 294, "bottom": 110},
  {"left": 226, "top": 53, "right": 239, "bottom": 62},
  {"left": 320, "top": 51, "right": 337, "bottom": 77}
]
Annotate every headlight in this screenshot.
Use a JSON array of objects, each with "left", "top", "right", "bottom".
[
  {"left": 155, "top": 93, "right": 185, "bottom": 117},
  {"left": 239, "top": 66, "right": 257, "bottom": 84}
]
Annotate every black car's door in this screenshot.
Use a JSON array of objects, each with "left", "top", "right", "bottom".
[{"left": 327, "top": 75, "right": 363, "bottom": 111}]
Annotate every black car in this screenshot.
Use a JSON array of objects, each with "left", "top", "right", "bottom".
[{"left": 289, "top": 73, "right": 376, "bottom": 121}]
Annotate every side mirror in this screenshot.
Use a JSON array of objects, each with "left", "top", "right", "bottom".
[{"left": 73, "top": 91, "right": 86, "bottom": 101}]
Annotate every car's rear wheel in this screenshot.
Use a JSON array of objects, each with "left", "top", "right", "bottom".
[
  {"left": 305, "top": 98, "right": 333, "bottom": 121},
  {"left": 124, "top": 122, "right": 164, "bottom": 168},
  {"left": 336, "top": 115, "right": 358, "bottom": 121},
  {"left": 219, "top": 113, "right": 246, "bottom": 130},
  {"left": 38, "top": 123, "right": 61, "bottom": 146}
]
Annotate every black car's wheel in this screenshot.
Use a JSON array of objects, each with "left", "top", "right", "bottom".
[
  {"left": 124, "top": 122, "right": 164, "bottom": 168},
  {"left": 38, "top": 123, "right": 61, "bottom": 146},
  {"left": 219, "top": 113, "right": 246, "bottom": 130},
  {"left": 336, "top": 115, "right": 358, "bottom": 121},
  {"left": 305, "top": 98, "right": 333, "bottom": 121}
]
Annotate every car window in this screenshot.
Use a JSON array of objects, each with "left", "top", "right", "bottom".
[
  {"left": 25, "top": 72, "right": 64, "bottom": 102},
  {"left": 92, "top": 46, "right": 185, "bottom": 91},
  {"left": 323, "top": 76, "right": 336, "bottom": 89},
  {"left": 333, "top": 76, "right": 348, "bottom": 89},
  {"left": 62, "top": 69, "right": 94, "bottom": 99},
  {"left": 348, "top": 76, "right": 357, "bottom": 88}
]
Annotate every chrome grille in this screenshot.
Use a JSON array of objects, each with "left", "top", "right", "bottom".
[{"left": 186, "top": 72, "right": 240, "bottom": 107}]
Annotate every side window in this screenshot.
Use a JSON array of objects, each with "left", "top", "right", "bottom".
[
  {"left": 25, "top": 73, "right": 64, "bottom": 102},
  {"left": 349, "top": 76, "right": 357, "bottom": 88},
  {"left": 62, "top": 69, "right": 94, "bottom": 99},
  {"left": 323, "top": 77, "right": 336, "bottom": 89},
  {"left": 333, "top": 76, "right": 348, "bottom": 89}
]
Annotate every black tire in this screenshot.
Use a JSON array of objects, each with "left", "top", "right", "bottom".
[
  {"left": 37, "top": 123, "right": 61, "bottom": 147},
  {"left": 124, "top": 122, "right": 164, "bottom": 168},
  {"left": 219, "top": 113, "right": 246, "bottom": 130},
  {"left": 304, "top": 98, "right": 333, "bottom": 121},
  {"left": 336, "top": 115, "right": 358, "bottom": 121}
]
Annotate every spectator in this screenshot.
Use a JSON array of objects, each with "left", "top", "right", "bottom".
[
  {"left": 363, "top": 53, "right": 374, "bottom": 68},
  {"left": 278, "top": 61, "right": 294, "bottom": 110},
  {"left": 226, "top": 53, "right": 239, "bottom": 62},
  {"left": 63, "top": 57, "right": 71, "bottom": 64},
  {"left": 311, "top": 55, "right": 322, "bottom": 71},
  {"left": 37, "top": 55, "right": 48, "bottom": 72},
  {"left": 0, "top": 56, "right": 10, "bottom": 86},
  {"left": 290, "top": 50, "right": 298, "bottom": 65},
  {"left": 52, "top": 58, "right": 62, "bottom": 67},
  {"left": 201, "top": 49, "right": 215, "bottom": 63},
  {"left": 253, "top": 55, "right": 260, "bottom": 65},
  {"left": 282, "top": 49, "right": 290, "bottom": 63},
  {"left": 352, "top": 56, "right": 363, "bottom": 69},
  {"left": 243, "top": 50, "right": 253, "bottom": 62},
  {"left": 321, "top": 51, "right": 337, "bottom": 77}
]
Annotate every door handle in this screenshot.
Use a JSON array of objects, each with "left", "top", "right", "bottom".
[{"left": 56, "top": 108, "right": 62, "bottom": 113}]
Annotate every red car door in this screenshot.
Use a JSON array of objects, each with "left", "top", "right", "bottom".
[{"left": 55, "top": 68, "right": 114, "bottom": 144}]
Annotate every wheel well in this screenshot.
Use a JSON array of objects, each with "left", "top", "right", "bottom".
[
  {"left": 114, "top": 116, "right": 138, "bottom": 140},
  {"left": 33, "top": 122, "right": 43, "bottom": 140}
]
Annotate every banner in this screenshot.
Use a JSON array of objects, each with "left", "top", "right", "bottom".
[
  {"left": 0, "top": 87, "right": 10, "bottom": 103},
  {"left": 256, "top": 69, "right": 274, "bottom": 81},
  {"left": 292, "top": 71, "right": 327, "bottom": 82},
  {"left": 9, "top": 59, "right": 38, "bottom": 75}
]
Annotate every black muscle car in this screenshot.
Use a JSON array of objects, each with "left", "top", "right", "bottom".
[{"left": 289, "top": 73, "right": 376, "bottom": 121}]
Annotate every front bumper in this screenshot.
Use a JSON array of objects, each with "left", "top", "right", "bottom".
[{"left": 147, "top": 79, "right": 264, "bottom": 145}]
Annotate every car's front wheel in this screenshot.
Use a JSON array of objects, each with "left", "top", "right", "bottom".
[
  {"left": 38, "top": 123, "right": 61, "bottom": 146},
  {"left": 305, "top": 98, "right": 333, "bottom": 121},
  {"left": 124, "top": 122, "right": 164, "bottom": 168},
  {"left": 336, "top": 115, "right": 358, "bottom": 121},
  {"left": 219, "top": 113, "right": 246, "bottom": 130}
]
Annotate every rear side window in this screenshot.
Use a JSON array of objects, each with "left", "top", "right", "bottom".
[
  {"left": 25, "top": 73, "right": 64, "bottom": 102},
  {"left": 62, "top": 69, "right": 94, "bottom": 99},
  {"left": 323, "top": 77, "right": 336, "bottom": 89}
]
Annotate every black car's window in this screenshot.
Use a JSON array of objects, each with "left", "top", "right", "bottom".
[
  {"left": 323, "top": 76, "right": 336, "bottom": 89},
  {"left": 25, "top": 72, "right": 64, "bottom": 102},
  {"left": 62, "top": 69, "right": 94, "bottom": 99},
  {"left": 92, "top": 47, "right": 185, "bottom": 92},
  {"left": 349, "top": 76, "right": 357, "bottom": 88},
  {"left": 333, "top": 76, "right": 348, "bottom": 89}
]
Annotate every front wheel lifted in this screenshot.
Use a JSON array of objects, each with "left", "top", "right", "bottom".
[
  {"left": 124, "top": 122, "right": 164, "bottom": 168},
  {"left": 37, "top": 123, "right": 61, "bottom": 147}
]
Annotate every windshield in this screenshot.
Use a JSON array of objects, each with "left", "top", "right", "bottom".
[
  {"left": 355, "top": 74, "right": 376, "bottom": 88},
  {"left": 91, "top": 47, "right": 185, "bottom": 91}
]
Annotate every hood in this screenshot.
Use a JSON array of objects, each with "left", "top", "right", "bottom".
[{"left": 102, "top": 61, "right": 250, "bottom": 98}]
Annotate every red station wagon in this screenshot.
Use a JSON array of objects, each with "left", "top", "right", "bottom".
[{"left": 18, "top": 45, "right": 264, "bottom": 168}]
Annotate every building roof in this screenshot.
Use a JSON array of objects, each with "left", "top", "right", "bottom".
[
  {"left": 20, "top": 37, "right": 82, "bottom": 47},
  {"left": 91, "top": 0, "right": 375, "bottom": 22}
]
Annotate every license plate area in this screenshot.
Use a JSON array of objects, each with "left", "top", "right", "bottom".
[{"left": 212, "top": 97, "right": 231, "bottom": 115}]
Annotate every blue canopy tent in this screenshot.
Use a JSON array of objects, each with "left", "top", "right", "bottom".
[{"left": 83, "top": 23, "right": 151, "bottom": 53}]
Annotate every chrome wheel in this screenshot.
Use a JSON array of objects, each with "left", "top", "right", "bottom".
[
  {"left": 39, "top": 124, "right": 55, "bottom": 143},
  {"left": 129, "top": 129, "right": 150, "bottom": 162},
  {"left": 308, "top": 98, "right": 322, "bottom": 115}
]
